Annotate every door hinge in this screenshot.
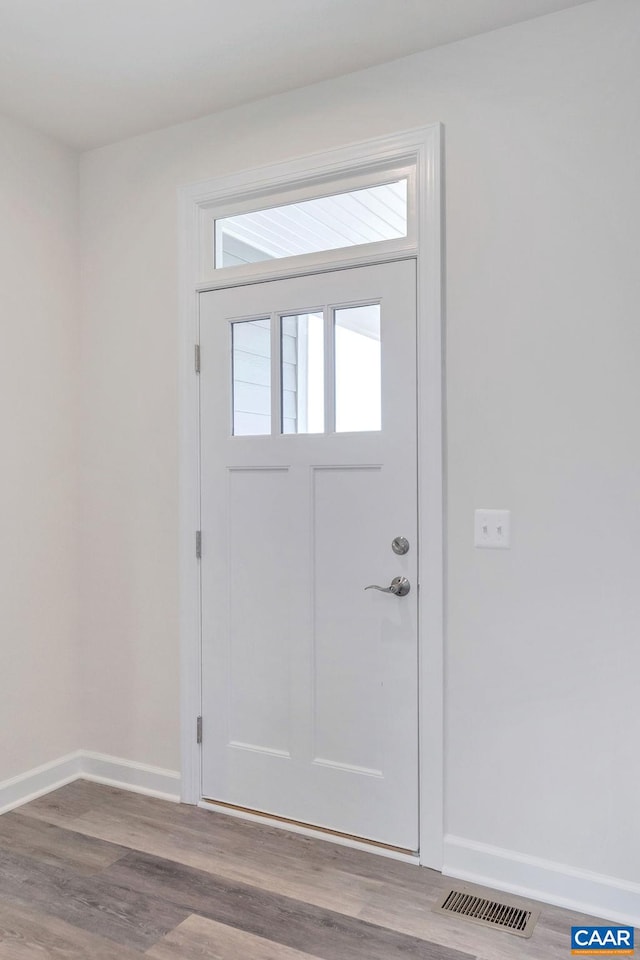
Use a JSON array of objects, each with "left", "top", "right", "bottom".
[
  {"left": 195, "top": 530, "right": 202, "bottom": 559},
  {"left": 196, "top": 715, "right": 203, "bottom": 744},
  {"left": 194, "top": 344, "right": 201, "bottom": 374}
]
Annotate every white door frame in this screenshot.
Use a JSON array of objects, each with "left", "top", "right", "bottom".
[{"left": 178, "top": 124, "right": 445, "bottom": 869}]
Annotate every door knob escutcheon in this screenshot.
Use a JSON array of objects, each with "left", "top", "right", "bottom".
[{"left": 365, "top": 576, "right": 411, "bottom": 597}]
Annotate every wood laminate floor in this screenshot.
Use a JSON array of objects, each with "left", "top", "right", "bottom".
[{"left": 0, "top": 780, "right": 621, "bottom": 958}]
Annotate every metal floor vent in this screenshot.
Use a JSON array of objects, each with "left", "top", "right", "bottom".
[{"left": 433, "top": 884, "right": 540, "bottom": 939}]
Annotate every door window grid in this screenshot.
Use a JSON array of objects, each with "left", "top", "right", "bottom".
[{"left": 230, "top": 305, "right": 382, "bottom": 437}]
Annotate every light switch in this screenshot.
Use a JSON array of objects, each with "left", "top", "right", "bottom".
[{"left": 474, "top": 509, "right": 511, "bottom": 549}]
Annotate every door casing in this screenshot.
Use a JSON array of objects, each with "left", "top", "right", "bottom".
[{"left": 178, "top": 124, "right": 444, "bottom": 869}]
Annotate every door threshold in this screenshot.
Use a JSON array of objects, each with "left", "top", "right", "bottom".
[{"left": 199, "top": 797, "right": 419, "bottom": 864}]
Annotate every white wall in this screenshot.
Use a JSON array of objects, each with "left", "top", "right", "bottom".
[
  {"left": 78, "top": 0, "right": 640, "bottom": 912},
  {"left": 0, "top": 115, "right": 79, "bottom": 780}
]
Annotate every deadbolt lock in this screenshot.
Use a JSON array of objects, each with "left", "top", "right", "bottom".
[{"left": 391, "top": 536, "right": 410, "bottom": 556}]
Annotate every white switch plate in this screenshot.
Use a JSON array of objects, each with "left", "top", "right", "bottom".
[{"left": 474, "top": 509, "right": 511, "bottom": 549}]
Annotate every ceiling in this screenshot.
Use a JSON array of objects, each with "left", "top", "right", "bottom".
[{"left": 0, "top": 0, "right": 591, "bottom": 151}]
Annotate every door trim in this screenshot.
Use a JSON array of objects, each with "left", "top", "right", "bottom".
[{"left": 178, "top": 124, "right": 444, "bottom": 869}]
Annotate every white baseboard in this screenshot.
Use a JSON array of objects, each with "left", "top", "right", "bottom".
[
  {"left": 444, "top": 834, "right": 640, "bottom": 929},
  {"left": 0, "top": 751, "right": 83, "bottom": 815},
  {"left": 0, "top": 751, "right": 180, "bottom": 815},
  {"left": 81, "top": 750, "right": 180, "bottom": 802},
  {"left": 3, "top": 759, "right": 637, "bottom": 928}
]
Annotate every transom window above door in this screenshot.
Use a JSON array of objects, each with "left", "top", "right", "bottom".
[
  {"left": 216, "top": 180, "right": 407, "bottom": 268},
  {"left": 231, "top": 304, "right": 381, "bottom": 437},
  {"left": 197, "top": 162, "right": 415, "bottom": 282}
]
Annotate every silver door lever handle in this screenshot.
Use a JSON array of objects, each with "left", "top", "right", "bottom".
[{"left": 365, "top": 576, "right": 410, "bottom": 597}]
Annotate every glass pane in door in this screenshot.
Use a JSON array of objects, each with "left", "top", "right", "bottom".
[
  {"left": 335, "top": 304, "right": 381, "bottom": 432},
  {"left": 232, "top": 318, "right": 271, "bottom": 436},
  {"left": 281, "top": 312, "right": 324, "bottom": 434}
]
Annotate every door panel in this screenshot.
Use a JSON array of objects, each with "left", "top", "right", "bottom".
[
  {"left": 228, "top": 467, "right": 292, "bottom": 755},
  {"left": 199, "top": 260, "right": 418, "bottom": 849}
]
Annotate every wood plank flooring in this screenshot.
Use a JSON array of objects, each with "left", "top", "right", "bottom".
[{"left": 0, "top": 780, "right": 617, "bottom": 958}]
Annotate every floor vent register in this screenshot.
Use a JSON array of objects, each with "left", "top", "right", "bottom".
[{"left": 433, "top": 884, "right": 540, "bottom": 939}]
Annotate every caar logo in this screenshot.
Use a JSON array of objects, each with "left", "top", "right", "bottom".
[{"left": 571, "top": 926, "right": 635, "bottom": 955}]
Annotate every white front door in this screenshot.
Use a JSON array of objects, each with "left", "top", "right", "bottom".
[{"left": 199, "top": 259, "right": 418, "bottom": 850}]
